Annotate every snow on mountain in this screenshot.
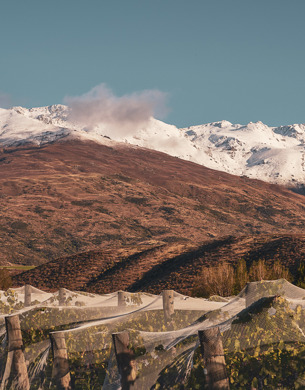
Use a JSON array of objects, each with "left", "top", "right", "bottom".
[
  {"left": 183, "top": 120, "right": 305, "bottom": 186},
  {"left": 0, "top": 105, "right": 200, "bottom": 160},
  {"left": 1, "top": 105, "right": 305, "bottom": 187},
  {"left": 0, "top": 106, "right": 71, "bottom": 147}
]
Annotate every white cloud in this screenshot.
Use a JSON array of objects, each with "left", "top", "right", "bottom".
[{"left": 64, "top": 84, "right": 169, "bottom": 136}]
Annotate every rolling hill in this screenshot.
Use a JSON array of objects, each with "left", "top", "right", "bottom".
[
  {"left": 12, "top": 234, "right": 305, "bottom": 295},
  {"left": 2, "top": 139, "right": 305, "bottom": 268}
]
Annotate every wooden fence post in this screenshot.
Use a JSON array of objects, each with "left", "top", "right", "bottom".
[
  {"left": 118, "top": 291, "right": 128, "bottom": 307},
  {"left": 5, "top": 315, "right": 30, "bottom": 390},
  {"left": 245, "top": 283, "right": 254, "bottom": 307},
  {"left": 198, "top": 327, "right": 230, "bottom": 390},
  {"left": 58, "top": 288, "right": 66, "bottom": 306},
  {"left": 162, "top": 290, "right": 174, "bottom": 322},
  {"left": 112, "top": 331, "right": 137, "bottom": 390},
  {"left": 50, "top": 331, "right": 71, "bottom": 390},
  {"left": 24, "top": 285, "right": 31, "bottom": 307}
]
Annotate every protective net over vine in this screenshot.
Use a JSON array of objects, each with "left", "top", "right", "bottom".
[{"left": 1, "top": 279, "right": 305, "bottom": 389}]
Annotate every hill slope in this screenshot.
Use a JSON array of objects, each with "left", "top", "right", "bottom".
[
  {"left": 1, "top": 138, "right": 305, "bottom": 267},
  {"left": 12, "top": 234, "right": 305, "bottom": 295}
]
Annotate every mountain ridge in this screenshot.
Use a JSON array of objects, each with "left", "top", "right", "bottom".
[{"left": 1, "top": 105, "right": 305, "bottom": 187}]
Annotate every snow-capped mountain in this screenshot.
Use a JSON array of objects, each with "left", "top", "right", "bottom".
[
  {"left": 183, "top": 120, "right": 305, "bottom": 186},
  {"left": 1, "top": 104, "right": 305, "bottom": 187}
]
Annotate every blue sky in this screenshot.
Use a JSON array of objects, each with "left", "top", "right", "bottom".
[{"left": 1, "top": 0, "right": 305, "bottom": 127}]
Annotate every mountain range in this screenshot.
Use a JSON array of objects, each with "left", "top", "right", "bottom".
[
  {"left": 1, "top": 104, "right": 305, "bottom": 292},
  {"left": 2, "top": 105, "right": 305, "bottom": 187}
]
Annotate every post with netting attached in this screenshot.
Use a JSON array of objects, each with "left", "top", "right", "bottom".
[
  {"left": 24, "top": 284, "right": 31, "bottom": 307},
  {"left": 162, "top": 290, "right": 174, "bottom": 322},
  {"left": 118, "top": 291, "right": 128, "bottom": 306},
  {"left": 50, "top": 331, "right": 71, "bottom": 390},
  {"left": 198, "top": 327, "right": 230, "bottom": 390},
  {"left": 58, "top": 288, "right": 66, "bottom": 306},
  {"left": 4, "top": 314, "right": 30, "bottom": 390},
  {"left": 112, "top": 331, "right": 137, "bottom": 390}
]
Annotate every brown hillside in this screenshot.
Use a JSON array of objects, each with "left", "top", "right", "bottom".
[
  {"left": 2, "top": 140, "right": 305, "bottom": 266},
  {"left": 12, "top": 234, "right": 305, "bottom": 295},
  {"left": 12, "top": 243, "right": 167, "bottom": 291},
  {"left": 126, "top": 234, "right": 305, "bottom": 295}
]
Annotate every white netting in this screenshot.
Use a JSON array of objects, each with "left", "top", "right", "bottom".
[{"left": 1, "top": 280, "right": 305, "bottom": 389}]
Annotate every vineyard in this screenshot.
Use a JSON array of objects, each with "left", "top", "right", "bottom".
[{"left": 1, "top": 279, "right": 305, "bottom": 389}]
